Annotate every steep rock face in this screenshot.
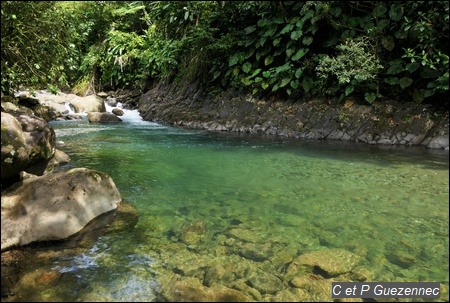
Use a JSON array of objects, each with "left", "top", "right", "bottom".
[
  {"left": 138, "top": 83, "right": 449, "bottom": 149},
  {"left": 1, "top": 168, "right": 122, "bottom": 251},
  {"left": 1, "top": 112, "right": 55, "bottom": 181}
]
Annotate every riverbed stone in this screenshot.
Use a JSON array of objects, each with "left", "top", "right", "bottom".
[
  {"left": 70, "top": 95, "right": 105, "bottom": 113},
  {"left": 162, "top": 276, "right": 254, "bottom": 302},
  {"left": 112, "top": 108, "right": 124, "bottom": 116},
  {"left": 203, "top": 256, "right": 255, "bottom": 288},
  {"left": 1, "top": 101, "right": 34, "bottom": 116},
  {"left": 233, "top": 241, "right": 274, "bottom": 262},
  {"left": 285, "top": 248, "right": 361, "bottom": 280},
  {"left": 290, "top": 275, "right": 337, "bottom": 302},
  {"left": 1, "top": 167, "right": 122, "bottom": 251},
  {"left": 87, "top": 112, "right": 122, "bottom": 123},
  {"left": 245, "top": 269, "right": 284, "bottom": 294},
  {"left": 227, "top": 227, "right": 263, "bottom": 243},
  {"left": 1, "top": 112, "right": 55, "bottom": 181},
  {"left": 177, "top": 220, "right": 207, "bottom": 246}
]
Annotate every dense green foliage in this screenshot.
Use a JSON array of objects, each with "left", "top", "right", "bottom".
[{"left": 1, "top": 1, "right": 448, "bottom": 107}]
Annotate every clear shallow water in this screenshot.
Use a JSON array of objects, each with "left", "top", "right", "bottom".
[{"left": 7, "top": 114, "right": 449, "bottom": 301}]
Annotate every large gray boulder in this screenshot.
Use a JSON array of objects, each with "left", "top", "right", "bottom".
[
  {"left": 1, "top": 112, "right": 55, "bottom": 181},
  {"left": 70, "top": 95, "right": 106, "bottom": 113},
  {"left": 14, "top": 90, "right": 76, "bottom": 117},
  {"left": 1, "top": 167, "right": 122, "bottom": 251},
  {"left": 87, "top": 112, "right": 122, "bottom": 123}
]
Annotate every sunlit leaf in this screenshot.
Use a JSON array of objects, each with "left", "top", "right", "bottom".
[
  {"left": 302, "top": 36, "right": 313, "bottom": 46},
  {"left": 280, "top": 77, "right": 291, "bottom": 87},
  {"left": 242, "top": 62, "right": 252, "bottom": 73},
  {"left": 264, "top": 56, "right": 274, "bottom": 66}
]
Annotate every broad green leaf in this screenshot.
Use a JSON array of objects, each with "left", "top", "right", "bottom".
[
  {"left": 272, "top": 84, "right": 280, "bottom": 92},
  {"left": 280, "top": 24, "right": 294, "bottom": 34},
  {"left": 399, "top": 77, "right": 413, "bottom": 89},
  {"left": 264, "top": 27, "right": 277, "bottom": 37},
  {"left": 249, "top": 68, "right": 261, "bottom": 78},
  {"left": 184, "top": 11, "right": 189, "bottom": 20},
  {"left": 261, "top": 82, "right": 269, "bottom": 90},
  {"left": 364, "top": 92, "right": 377, "bottom": 103},
  {"left": 280, "top": 77, "right": 291, "bottom": 88},
  {"left": 242, "top": 62, "right": 252, "bottom": 73},
  {"left": 264, "top": 56, "right": 274, "bottom": 66},
  {"left": 286, "top": 88, "right": 292, "bottom": 95},
  {"left": 377, "top": 19, "right": 390, "bottom": 31},
  {"left": 345, "top": 85, "right": 354, "bottom": 96},
  {"left": 245, "top": 49, "right": 255, "bottom": 59},
  {"left": 360, "top": 20, "right": 375, "bottom": 32},
  {"left": 389, "top": 4, "right": 403, "bottom": 21},
  {"left": 373, "top": 4, "right": 387, "bottom": 17},
  {"left": 276, "top": 63, "right": 291, "bottom": 74},
  {"left": 302, "top": 78, "right": 313, "bottom": 92},
  {"left": 405, "top": 62, "right": 420, "bottom": 73},
  {"left": 292, "top": 49, "right": 306, "bottom": 61},
  {"left": 295, "top": 68, "right": 303, "bottom": 78},
  {"left": 255, "top": 77, "right": 263, "bottom": 83},
  {"left": 244, "top": 25, "right": 257, "bottom": 34},
  {"left": 257, "top": 18, "right": 268, "bottom": 27},
  {"left": 412, "top": 89, "right": 425, "bottom": 103},
  {"left": 259, "top": 37, "right": 267, "bottom": 47},
  {"left": 348, "top": 17, "right": 361, "bottom": 28},
  {"left": 341, "top": 29, "right": 355, "bottom": 39},
  {"left": 262, "top": 71, "right": 271, "bottom": 78},
  {"left": 245, "top": 38, "right": 256, "bottom": 47},
  {"left": 386, "top": 60, "right": 403, "bottom": 75},
  {"left": 384, "top": 77, "right": 399, "bottom": 85},
  {"left": 302, "top": 36, "right": 313, "bottom": 46},
  {"left": 290, "top": 30, "right": 302, "bottom": 40},
  {"left": 286, "top": 48, "right": 294, "bottom": 58},
  {"left": 213, "top": 71, "right": 220, "bottom": 80},
  {"left": 331, "top": 7, "right": 342, "bottom": 17},
  {"left": 269, "top": 76, "right": 278, "bottom": 84},
  {"left": 241, "top": 77, "right": 253, "bottom": 86},
  {"left": 273, "top": 18, "right": 284, "bottom": 24},
  {"left": 229, "top": 54, "right": 239, "bottom": 67},
  {"left": 290, "top": 80, "right": 299, "bottom": 89},
  {"left": 273, "top": 38, "right": 281, "bottom": 46},
  {"left": 252, "top": 88, "right": 259, "bottom": 95},
  {"left": 382, "top": 36, "right": 395, "bottom": 51},
  {"left": 300, "top": 10, "right": 314, "bottom": 22}
]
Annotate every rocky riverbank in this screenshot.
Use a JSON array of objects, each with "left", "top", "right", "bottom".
[
  {"left": 1, "top": 91, "right": 126, "bottom": 299},
  {"left": 138, "top": 82, "right": 449, "bottom": 150}
]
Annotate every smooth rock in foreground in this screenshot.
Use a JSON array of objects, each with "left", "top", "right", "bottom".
[{"left": 1, "top": 168, "right": 122, "bottom": 251}]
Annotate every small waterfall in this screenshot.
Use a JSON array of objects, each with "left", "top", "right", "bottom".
[
  {"left": 65, "top": 102, "right": 76, "bottom": 114},
  {"left": 104, "top": 102, "right": 148, "bottom": 124}
]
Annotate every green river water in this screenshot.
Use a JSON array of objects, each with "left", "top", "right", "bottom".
[{"left": 5, "top": 112, "right": 449, "bottom": 302}]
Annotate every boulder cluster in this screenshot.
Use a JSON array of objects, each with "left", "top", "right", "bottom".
[{"left": 1, "top": 91, "right": 124, "bottom": 296}]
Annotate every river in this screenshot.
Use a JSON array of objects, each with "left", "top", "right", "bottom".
[{"left": 5, "top": 105, "right": 449, "bottom": 301}]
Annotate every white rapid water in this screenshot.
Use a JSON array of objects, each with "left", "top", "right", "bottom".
[
  {"left": 104, "top": 102, "right": 161, "bottom": 126},
  {"left": 64, "top": 102, "right": 76, "bottom": 115}
]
